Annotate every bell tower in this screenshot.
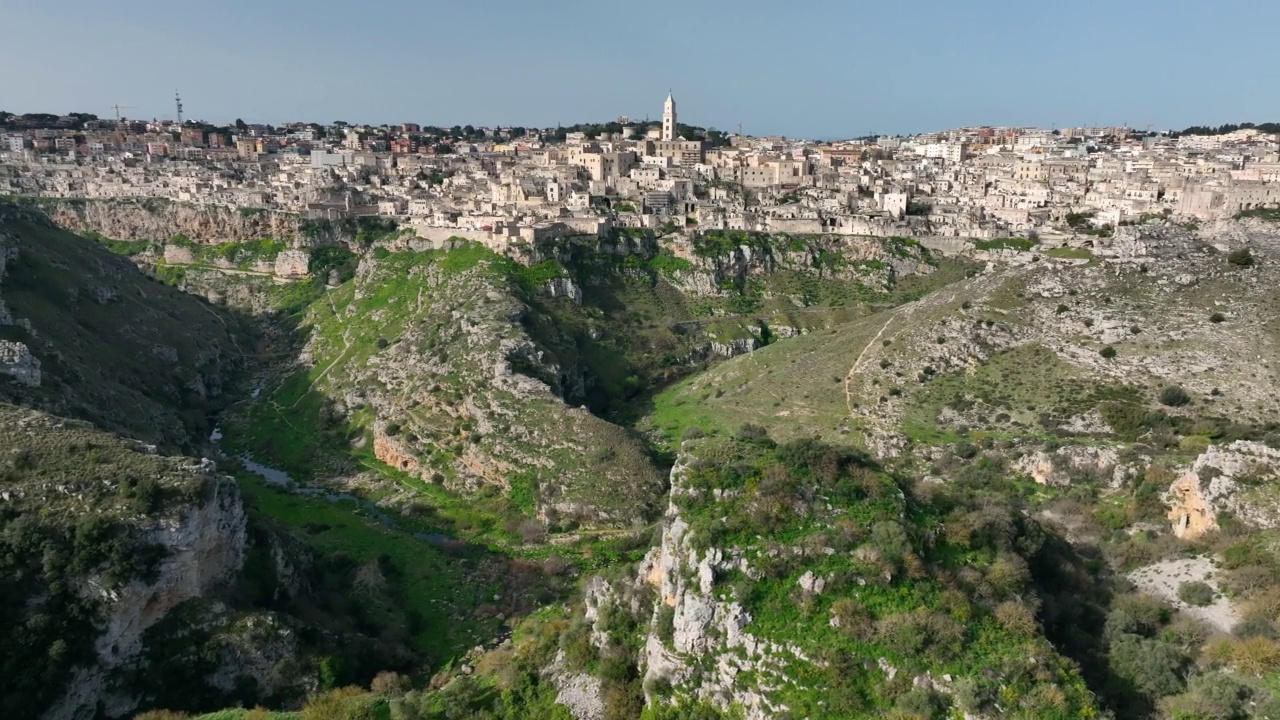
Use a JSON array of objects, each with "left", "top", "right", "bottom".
[{"left": 662, "top": 92, "right": 677, "bottom": 141}]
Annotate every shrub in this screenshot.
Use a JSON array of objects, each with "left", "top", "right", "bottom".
[
  {"left": 302, "top": 687, "right": 375, "bottom": 720},
  {"left": 681, "top": 426, "right": 707, "bottom": 441},
  {"left": 895, "top": 688, "right": 950, "bottom": 720},
  {"left": 655, "top": 604, "right": 676, "bottom": 645},
  {"left": 384, "top": 422, "right": 402, "bottom": 437},
  {"left": 1178, "top": 580, "right": 1215, "bottom": 607},
  {"left": 875, "top": 609, "right": 965, "bottom": 661},
  {"left": 1159, "top": 672, "right": 1251, "bottom": 720},
  {"left": 1229, "top": 636, "right": 1280, "bottom": 675},
  {"left": 1100, "top": 346, "right": 1117, "bottom": 359},
  {"left": 1160, "top": 386, "right": 1192, "bottom": 407},
  {"left": 870, "top": 521, "right": 911, "bottom": 561},
  {"left": 1210, "top": 312, "right": 1226, "bottom": 323},
  {"left": 1179, "top": 435, "right": 1211, "bottom": 455},
  {"left": 993, "top": 600, "right": 1038, "bottom": 637},
  {"left": 1233, "top": 615, "right": 1278, "bottom": 640},
  {"left": 371, "top": 671, "right": 408, "bottom": 694},
  {"left": 1228, "top": 248, "right": 1255, "bottom": 267},
  {"left": 1108, "top": 634, "right": 1190, "bottom": 697},
  {"left": 830, "top": 598, "right": 874, "bottom": 640}
]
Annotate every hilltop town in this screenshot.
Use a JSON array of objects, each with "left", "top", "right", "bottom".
[{"left": 4, "top": 99, "right": 1279, "bottom": 253}]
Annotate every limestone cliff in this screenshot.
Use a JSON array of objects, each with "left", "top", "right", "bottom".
[
  {"left": 636, "top": 482, "right": 800, "bottom": 720},
  {"left": 43, "top": 199, "right": 310, "bottom": 246},
  {"left": 45, "top": 467, "right": 248, "bottom": 720},
  {"left": 1166, "top": 441, "right": 1280, "bottom": 540}
]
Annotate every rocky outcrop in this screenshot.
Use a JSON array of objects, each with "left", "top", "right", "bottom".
[
  {"left": 1015, "top": 446, "right": 1119, "bottom": 487},
  {"left": 1166, "top": 441, "right": 1280, "bottom": 540},
  {"left": 549, "top": 652, "right": 605, "bottom": 720},
  {"left": 374, "top": 431, "right": 420, "bottom": 473},
  {"left": 710, "top": 338, "right": 762, "bottom": 358},
  {"left": 163, "top": 244, "right": 197, "bottom": 265},
  {"left": 274, "top": 249, "right": 312, "bottom": 279},
  {"left": 0, "top": 340, "right": 41, "bottom": 386},
  {"left": 544, "top": 277, "right": 583, "bottom": 304},
  {"left": 45, "top": 468, "right": 248, "bottom": 720},
  {"left": 1167, "top": 474, "right": 1218, "bottom": 540},
  {"left": 635, "top": 461, "right": 800, "bottom": 720}
]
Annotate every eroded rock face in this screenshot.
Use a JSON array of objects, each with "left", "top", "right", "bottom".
[
  {"left": 1015, "top": 446, "right": 1119, "bottom": 487},
  {"left": 45, "top": 469, "right": 248, "bottom": 720},
  {"left": 544, "top": 277, "right": 583, "bottom": 304},
  {"left": 163, "top": 244, "right": 197, "bottom": 265},
  {"left": 0, "top": 340, "right": 41, "bottom": 386},
  {"left": 1167, "top": 474, "right": 1219, "bottom": 540},
  {"left": 45, "top": 201, "right": 310, "bottom": 246},
  {"left": 374, "top": 431, "right": 420, "bottom": 473},
  {"left": 1166, "top": 441, "right": 1280, "bottom": 540},
  {"left": 274, "top": 249, "right": 312, "bottom": 279},
  {"left": 634, "top": 462, "right": 801, "bottom": 720}
]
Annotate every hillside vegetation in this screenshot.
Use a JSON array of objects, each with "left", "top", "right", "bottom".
[{"left": 17, "top": 199, "right": 1280, "bottom": 720}]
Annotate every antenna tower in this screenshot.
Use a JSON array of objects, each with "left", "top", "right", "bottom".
[{"left": 175, "top": 89, "right": 184, "bottom": 126}]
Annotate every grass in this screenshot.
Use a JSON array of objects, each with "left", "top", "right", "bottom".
[
  {"left": 975, "top": 237, "right": 1037, "bottom": 252},
  {"left": 81, "top": 230, "right": 152, "bottom": 256},
  {"left": 1236, "top": 207, "right": 1280, "bottom": 222},
  {"left": 236, "top": 471, "right": 511, "bottom": 662},
  {"left": 901, "top": 344, "right": 1142, "bottom": 443},
  {"left": 644, "top": 309, "right": 891, "bottom": 446}
]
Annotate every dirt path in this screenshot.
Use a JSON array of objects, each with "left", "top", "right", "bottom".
[
  {"left": 291, "top": 294, "right": 350, "bottom": 408},
  {"left": 843, "top": 313, "right": 898, "bottom": 416}
]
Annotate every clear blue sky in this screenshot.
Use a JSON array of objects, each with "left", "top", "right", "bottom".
[{"left": 2, "top": 0, "right": 1277, "bottom": 139}]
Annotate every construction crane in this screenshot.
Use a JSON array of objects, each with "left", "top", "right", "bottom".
[{"left": 109, "top": 104, "right": 135, "bottom": 150}]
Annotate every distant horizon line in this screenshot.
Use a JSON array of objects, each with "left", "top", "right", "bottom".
[{"left": 4, "top": 108, "right": 1278, "bottom": 142}]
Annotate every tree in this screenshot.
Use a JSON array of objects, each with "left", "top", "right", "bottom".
[{"left": 234, "top": 118, "right": 247, "bottom": 131}]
